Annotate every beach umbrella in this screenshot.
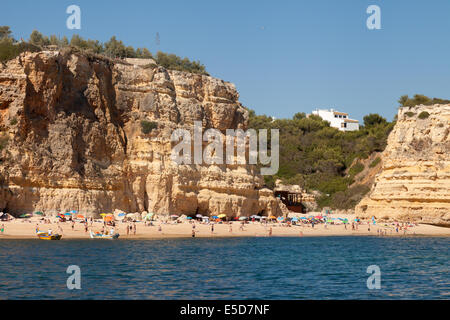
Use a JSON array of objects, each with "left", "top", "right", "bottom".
[
  {"left": 142, "top": 213, "right": 154, "bottom": 221},
  {"left": 19, "top": 213, "right": 31, "bottom": 218},
  {"left": 315, "top": 216, "right": 323, "bottom": 219},
  {"left": 277, "top": 217, "right": 284, "bottom": 222},
  {"left": 70, "top": 210, "right": 77, "bottom": 214},
  {"left": 100, "top": 213, "right": 107, "bottom": 216},
  {"left": 195, "top": 214, "right": 203, "bottom": 218},
  {"left": 268, "top": 215, "right": 276, "bottom": 220},
  {"left": 291, "top": 217, "right": 298, "bottom": 222},
  {"left": 186, "top": 217, "right": 193, "bottom": 220},
  {"left": 76, "top": 214, "right": 85, "bottom": 219},
  {"left": 118, "top": 213, "right": 126, "bottom": 217},
  {"left": 239, "top": 216, "right": 248, "bottom": 221},
  {"left": 218, "top": 214, "right": 226, "bottom": 218},
  {"left": 64, "top": 212, "right": 72, "bottom": 216},
  {"left": 300, "top": 217, "right": 307, "bottom": 220},
  {"left": 104, "top": 215, "right": 114, "bottom": 222},
  {"left": 202, "top": 216, "right": 209, "bottom": 220},
  {"left": 34, "top": 211, "right": 44, "bottom": 216}
]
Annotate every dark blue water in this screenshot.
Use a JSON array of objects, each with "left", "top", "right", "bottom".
[{"left": 0, "top": 237, "right": 448, "bottom": 299}]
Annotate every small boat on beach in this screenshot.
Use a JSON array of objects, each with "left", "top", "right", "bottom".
[
  {"left": 89, "top": 231, "right": 120, "bottom": 240},
  {"left": 36, "top": 231, "right": 62, "bottom": 240}
]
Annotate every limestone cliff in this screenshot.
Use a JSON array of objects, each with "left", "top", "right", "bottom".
[
  {"left": 356, "top": 104, "right": 450, "bottom": 226},
  {"left": 0, "top": 50, "right": 282, "bottom": 217}
]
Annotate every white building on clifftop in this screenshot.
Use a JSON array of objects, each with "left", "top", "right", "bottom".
[{"left": 312, "top": 108, "right": 359, "bottom": 131}]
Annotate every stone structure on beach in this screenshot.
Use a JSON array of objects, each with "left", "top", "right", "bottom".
[
  {"left": 356, "top": 104, "right": 450, "bottom": 226},
  {"left": 0, "top": 50, "right": 283, "bottom": 217},
  {"left": 273, "top": 180, "right": 317, "bottom": 212}
]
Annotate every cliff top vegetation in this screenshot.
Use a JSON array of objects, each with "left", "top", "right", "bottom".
[{"left": 0, "top": 26, "right": 208, "bottom": 75}]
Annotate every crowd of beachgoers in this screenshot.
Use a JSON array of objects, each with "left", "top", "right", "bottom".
[{"left": 0, "top": 210, "right": 448, "bottom": 239}]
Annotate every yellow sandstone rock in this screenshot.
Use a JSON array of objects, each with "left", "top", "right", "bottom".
[
  {"left": 0, "top": 51, "right": 282, "bottom": 218},
  {"left": 356, "top": 104, "right": 450, "bottom": 226}
]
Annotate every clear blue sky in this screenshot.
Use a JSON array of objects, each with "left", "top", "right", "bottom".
[{"left": 2, "top": 0, "right": 450, "bottom": 122}]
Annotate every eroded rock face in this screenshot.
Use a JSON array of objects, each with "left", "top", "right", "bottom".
[
  {"left": 0, "top": 51, "right": 282, "bottom": 217},
  {"left": 356, "top": 104, "right": 450, "bottom": 225}
]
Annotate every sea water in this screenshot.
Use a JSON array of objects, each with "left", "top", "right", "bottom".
[{"left": 0, "top": 236, "right": 448, "bottom": 299}]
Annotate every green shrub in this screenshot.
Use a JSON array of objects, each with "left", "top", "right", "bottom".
[
  {"left": 248, "top": 107, "right": 394, "bottom": 210},
  {"left": 363, "top": 114, "right": 387, "bottom": 128},
  {"left": 264, "top": 176, "right": 276, "bottom": 189},
  {"left": 327, "top": 185, "right": 371, "bottom": 210},
  {"left": 399, "top": 94, "right": 450, "bottom": 107},
  {"left": 9, "top": 118, "right": 17, "bottom": 125},
  {"left": 405, "top": 112, "right": 415, "bottom": 117},
  {"left": 140, "top": 120, "right": 157, "bottom": 134},
  {"left": 155, "top": 51, "right": 208, "bottom": 75},
  {"left": 418, "top": 111, "right": 430, "bottom": 119},
  {"left": 348, "top": 162, "right": 364, "bottom": 178},
  {"left": 0, "top": 37, "right": 18, "bottom": 62},
  {"left": 0, "top": 34, "right": 43, "bottom": 63},
  {"left": 1, "top": 26, "right": 208, "bottom": 74},
  {"left": 369, "top": 157, "right": 381, "bottom": 168}
]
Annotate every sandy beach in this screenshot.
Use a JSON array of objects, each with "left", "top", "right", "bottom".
[{"left": 0, "top": 217, "right": 449, "bottom": 240}]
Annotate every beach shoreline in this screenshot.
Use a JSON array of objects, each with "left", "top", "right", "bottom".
[{"left": 0, "top": 219, "right": 448, "bottom": 240}]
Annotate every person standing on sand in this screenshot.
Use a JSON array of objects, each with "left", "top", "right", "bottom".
[
  {"left": 133, "top": 223, "right": 136, "bottom": 235},
  {"left": 158, "top": 225, "right": 162, "bottom": 233},
  {"left": 268, "top": 227, "right": 272, "bottom": 236},
  {"left": 229, "top": 224, "right": 232, "bottom": 233},
  {"left": 192, "top": 229, "right": 196, "bottom": 238},
  {"left": 1, "top": 224, "right": 4, "bottom": 234},
  {"left": 71, "top": 221, "right": 75, "bottom": 230},
  {"left": 211, "top": 224, "right": 214, "bottom": 234},
  {"left": 126, "top": 224, "right": 129, "bottom": 235}
]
